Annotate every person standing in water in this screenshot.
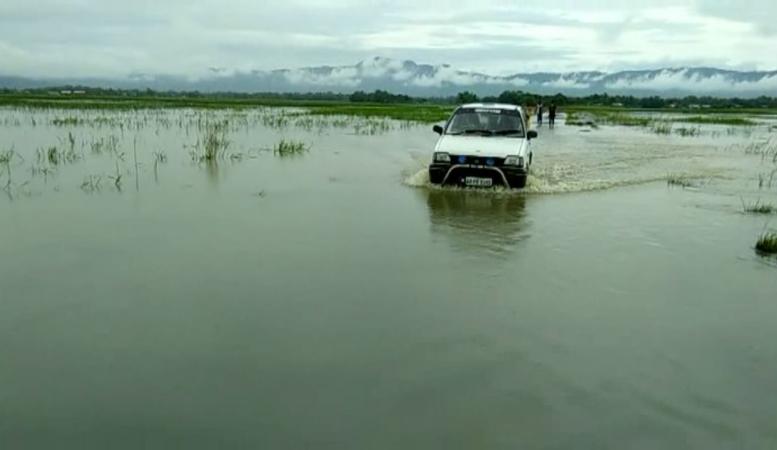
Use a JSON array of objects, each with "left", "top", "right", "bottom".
[
  {"left": 549, "top": 103, "right": 557, "bottom": 129},
  {"left": 536, "top": 103, "right": 543, "bottom": 127}
]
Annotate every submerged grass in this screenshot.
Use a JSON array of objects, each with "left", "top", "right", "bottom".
[
  {"left": 675, "top": 126, "right": 701, "bottom": 137},
  {"left": 681, "top": 116, "right": 755, "bottom": 126},
  {"left": 742, "top": 199, "right": 776, "bottom": 214},
  {"left": 0, "top": 149, "right": 13, "bottom": 165},
  {"left": 565, "top": 110, "right": 654, "bottom": 128},
  {"left": 651, "top": 122, "right": 672, "bottom": 135},
  {"left": 566, "top": 108, "right": 759, "bottom": 132},
  {"left": 192, "top": 121, "right": 230, "bottom": 162},
  {"left": 0, "top": 94, "right": 453, "bottom": 123},
  {"left": 80, "top": 175, "right": 102, "bottom": 193},
  {"left": 667, "top": 174, "right": 696, "bottom": 188},
  {"left": 756, "top": 232, "right": 777, "bottom": 254},
  {"left": 273, "top": 139, "right": 309, "bottom": 157},
  {"left": 1, "top": 93, "right": 770, "bottom": 128},
  {"left": 40, "top": 144, "right": 79, "bottom": 165}
]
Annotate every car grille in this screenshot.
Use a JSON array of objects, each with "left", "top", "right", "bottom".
[{"left": 448, "top": 155, "right": 506, "bottom": 167}]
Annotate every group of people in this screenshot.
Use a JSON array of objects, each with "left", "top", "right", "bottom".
[{"left": 536, "top": 103, "right": 557, "bottom": 128}]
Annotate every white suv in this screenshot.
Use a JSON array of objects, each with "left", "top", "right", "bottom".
[{"left": 429, "top": 103, "right": 537, "bottom": 189}]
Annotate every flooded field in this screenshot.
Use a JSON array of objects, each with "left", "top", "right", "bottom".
[{"left": 2, "top": 107, "right": 777, "bottom": 449}]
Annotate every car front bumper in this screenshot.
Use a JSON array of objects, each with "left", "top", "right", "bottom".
[{"left": 429, "top": 163, "right": 527, "bottom": 188}]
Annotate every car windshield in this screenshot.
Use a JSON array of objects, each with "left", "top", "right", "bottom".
[{"left": 446, "top": 108, "right": 524, "bottom": 137}]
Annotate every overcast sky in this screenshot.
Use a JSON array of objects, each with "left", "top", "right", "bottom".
[{"left": 1, "top": 0, "right": 776, "bottom": 78}]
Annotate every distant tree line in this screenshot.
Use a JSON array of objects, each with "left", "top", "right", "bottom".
[
  {"left": 3, "top": 86, "right": 777, "bottom": 109},
  {"left": 454, "top": 90, "right": 777, "bottom": 109},
  {"left": 349, "top": 90, "right": 413, "bottom": 103}
]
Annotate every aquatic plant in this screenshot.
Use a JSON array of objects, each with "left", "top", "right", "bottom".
[
  {"left": 109, "top": 162, "right": 123, "bottom": 191},
  {"left": 90, "top": 135, "right": 120, "bottom": 155},
  {"left": 564, "top": 111, "right": 598, "bottom": 127},
  {"left": 651, "top": 122, "right": 672, "bottom": 135},
  {"left": 353, "top": 118, "right": 393, "bottom": 135},
  {"left": 681, "top": 116, "right": 755, "bottom": 126},
  {"left": 0, "top": 149, "right": 13, "bottom": 165},
  {"left": 52, "top": 117, "right": 82, "bottom": 126},
  {"left": 203, "top": 122, "right": 230, "bottom": 161},
  {"left": 0, "top": 149, "right": 14, "bottom": 191},
  {"left": 755, "top": 232, "right": 777, "bottom": 254},
  {"left": 742, "top": 199, "right": 776, "bottom": 214},
  {"left": 675, "top": 126, "right": 701, "bottom": 137},
  {"left": 44, "top": 145, "right": 79, "bottom": 165},
  {"left": 273, "top": 139, "right": 309, "bottom": 157},
  {"left": 262, "top": 114, "right": 290, "bottom": 129},
  {"left": 47, "top": 147, "right": 59, "bottom": 165},
  {"left": 191, "top": 121, "right": 231, "bottom": 163},
  {"left": 667, "top": 175, "right": 695, "bottom": 188},
  {"left": 606, "top": 113, "right": 653, "bottom": 127},
  {"left": 153, "top": 151, "right": 168, "bottom": 164},
  {"left": 80, "top": 175, "right": 102, "bottom": 193},
  {"left": 31, "top": 164, "right": 54, "bottom": 180},
  {"left": 565, "top": 109, "right": 757, "bottom": 132},
  {"left": 306, "top": 104, "right": 452, "bottom": 123},
  {"left": 67, "top": 132, "right": 76, "bottom": 151},
  {"left": 757, "top": 169, "right": 777, "bottom": 190}
]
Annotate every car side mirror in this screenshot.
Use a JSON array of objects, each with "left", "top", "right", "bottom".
[
  {"left": 433, "top": 125, "right": 444, "bottom": 135},
  {"left": 527, "top": 130, "right": 538, "bottom": 140}
]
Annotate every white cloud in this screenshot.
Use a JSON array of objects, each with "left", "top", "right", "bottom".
[
  {"left": 283, "top": 67, "right": 361, "bottom": 87},
  {"left": 411, "top": 66, "right": 503, "bottom": 88},
  {"left": 542, "top": 78, "right": 592, "bottom": 90},
  {"left": 0, "top": 0, "right": 776, "bottom": 79},
  {"left": 605, "top": 69, "right": 777, "bottom": 93}
]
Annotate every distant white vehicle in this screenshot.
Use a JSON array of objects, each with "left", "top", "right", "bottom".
[{"left": 429, "top": 103, "right": 537, "bottom": 189}]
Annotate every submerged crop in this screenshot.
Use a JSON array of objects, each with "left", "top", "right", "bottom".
[
  {"left": 273, "top": 139, "right": 309, "bottom": 157},
  {"left": 756, "top": 232, "right": 777, "bottom": 254}
]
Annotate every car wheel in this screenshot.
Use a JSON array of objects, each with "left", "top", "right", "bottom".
[
  {"left": 429, "top": 168, "right": 444, "bottom": 184},
  {"left": 512, "top": 175, "right": 527, "bottom": 189}
]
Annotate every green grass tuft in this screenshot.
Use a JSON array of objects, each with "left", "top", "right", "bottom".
[
  {"left": 675, "top": 126, "right": 701, "bottom": 137},
  {"left": 192, "top": 121, "right": 231, "bottom": 163},
  {"left": 273, "top": 139, "right": 309, "bottom": 157},
  {"left": 0, "top": 149, "right": 13, "bottom": 165},
  {"left": 667, "top": 174, "right": 696, "bottom": 188},
  {"left": 305, "top": 104, "right": 452, "bottom": 123},
  {"left": 756, "top": 232, "right": 777, "bottom": 254},
  {"left": 651, "top": 122, "right": 672, "bottom": 134},
  {"left": 680, "top": 116, "right": 755, "bottom": 126},
  {"left": 743, "top": 200, "right": 776, "bottom": 214}
]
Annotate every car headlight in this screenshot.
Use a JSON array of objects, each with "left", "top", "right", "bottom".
[
  {"left": 504, "top": 155, "right": 524, "bottom": 167},
  {"left": 433, "top": 152, "right": 451, "bottom": 163}
]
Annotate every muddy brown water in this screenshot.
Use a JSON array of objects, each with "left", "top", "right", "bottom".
[{"left": 1, "top": 108, "right": 776, "bottom": 449}]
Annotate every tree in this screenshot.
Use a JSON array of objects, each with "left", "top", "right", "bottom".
[
  {"left": 498, "top": 90, "right": 535, "bottom": 106},
  {"left": 456, "top": 91, "right": 479, "bottom": 104}
]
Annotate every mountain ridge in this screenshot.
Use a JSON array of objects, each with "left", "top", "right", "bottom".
[{"left": 2, "top": 57, "right": 777, "bottom": 98}]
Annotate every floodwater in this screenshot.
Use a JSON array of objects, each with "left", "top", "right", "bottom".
[{"left": 1, "top": 108, "right": 776, "bottom": 449}]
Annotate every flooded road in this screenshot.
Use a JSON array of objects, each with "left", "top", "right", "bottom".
[{"left": 1, "top": 108, "right": 776, "bottom": 449}]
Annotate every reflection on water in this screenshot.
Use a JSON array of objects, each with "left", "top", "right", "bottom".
[
  {"left": 204, "top": 160, "right": 221, "bottom": 188},
  {"left": 423, "top": 189, "right": 529, "bottom": 257}
]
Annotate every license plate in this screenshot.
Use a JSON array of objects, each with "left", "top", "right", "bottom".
[{"left": 465, "top": 177, "right": 493, "bottom": 187}]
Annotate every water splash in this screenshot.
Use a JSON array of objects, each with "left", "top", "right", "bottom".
[{"left": 404, "top": 123, "right": 752, "bottom": 195}]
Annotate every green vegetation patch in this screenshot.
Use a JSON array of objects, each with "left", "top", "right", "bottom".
[
  {"left": 273, "top": 139, "right": 309, "bottom": 157},
  {"left": 743, "top": 200, "right": 776, "bottom": 214},
  {"left": 667, "top": 174, "right": 697, "bottom": 188},
  {"left": 680, "top": 116, "right": 755, "bottom": 126},
  {"left": 191, "top": 121, "right": 231, "bottom": 163},
  {"left": 756, "top": 232, "right": 777, "bottom": 254},
  {"left": 0, "top": 149, "right": 13, "bottom": 164},
  {"left": 565, "top": 107, "right": 760, "bottom": 130},
  {"left": 305, "top": 104, "right": 453, "bottom": 123}
]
